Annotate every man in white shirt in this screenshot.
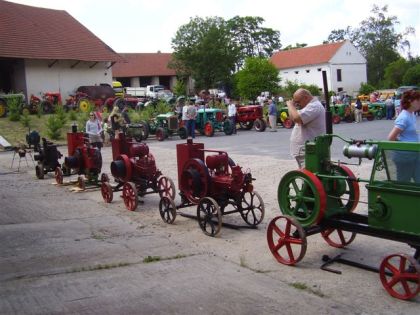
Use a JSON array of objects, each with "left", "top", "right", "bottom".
[{"left": 227, "top": 101, "right": 237, "bottom": 134}]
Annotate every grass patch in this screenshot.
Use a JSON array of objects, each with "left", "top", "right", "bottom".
[
  {"left": 143, "top": 253, "right": 188, "bottom": 264},
  {"left": 289, "top": 282, "right": 325, "bottom": 298},
  {"left": 70, "top": 262, "right": 130, "bottom": 273}
]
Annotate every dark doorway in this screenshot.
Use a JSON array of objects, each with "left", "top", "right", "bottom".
[{"left": 0, "top": 58, "right": 14, "bottom": 93}]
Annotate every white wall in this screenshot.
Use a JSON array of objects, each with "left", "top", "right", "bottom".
[
  {"left": 24, "top": 59, "right": 113, "bottom": 100},
  {"left": 279, "top": 63, "right": 331, "bottom": 93},
  {"left": 130, "top": 77, "right": 140, "bottom": 87}
]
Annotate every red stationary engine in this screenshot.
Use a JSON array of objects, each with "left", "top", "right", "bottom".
[{"left": 101, "top": 132, "right": 175, "bottom": 212}]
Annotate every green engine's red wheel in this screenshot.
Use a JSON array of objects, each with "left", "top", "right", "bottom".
[
  {"left": 321, "top": 229, "right": 356, "bottom": 248},
  {"left": 55, "top": 167, "right": 63, "bottom": 185},
  {"left": 197, "top": 197, "right": 222, "bottom": 237},
  {"left": 122, "top": 182, "right": 138, "bottom": 211},
  {"left": 159, "top": 196, "right": 177, "bottom": 224},
  {"left": 157, "top": 176, "right": 175, "bottom": 200},
  {"left": 277, "top": 169, "right": 326, "bottom": 227},
  {"left": 101, "top": 181, "right": 113, "bottom": 203},
  {"left": 180, "top": 158, "right": 210, "bottom": 204},
  {"left": 267, "top": 215, "right": 307, "bottom": 265},
  {"left": 379, "top": 254, "right": 420, "bottom": 300}
]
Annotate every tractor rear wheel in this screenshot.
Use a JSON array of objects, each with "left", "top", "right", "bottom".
[
  {"left": 204, "top": 122, "right": 214, "bottom": 137},
  {"left": 178, "top": 126, "right": 188, "bottom": 139},
  {"left": 122, "top": 182, "right": 138, "bottom": 211},
  {"left": 278, "top": 169, "right": 327, "bottom": 227},
  {"left": 159, "top": 196, "right": 177, "bottom": 224},
  {"left": 267, "top": 215, "right": 307, "bottom": 265},
  {"left": 0, "top": 99, "right": 7, "bottom": 117},
  {"left": 254, "top": 118, "right": 266, "bottom": 132},
  {"left": 197, "top": 197, "right": 222, "bottom": 237},
  {"left": 223, "top": 119, "right": 234, "bottom": 135},
  {"left": 379, "top": 254, "right": 420, "bottom": 300},
  {"left": 240, "top": 191, "right": 265, "bottom": 226},
  {"left": 77, "top": 98, "right": 91, "bottom": 113},
  {"left": 139, "top": 121, "right": 149, "bottom": 140},
  {"left": 155, "top": 127, "right": 166, "bottom": 141},
  {"left": 366, "top": 112, "right": 374, "bottom": 121},
  {"left": 101, "top": 181, "right": 113, "bottom": 203}
]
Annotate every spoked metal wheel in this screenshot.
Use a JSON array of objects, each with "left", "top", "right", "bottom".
[
  {"left": 101, "top": 181, "right": 113, "bottom": 203},
  {"left": 77, "top": 176, "right": 85, "bottom": 190},
  {"left": 197, "top": 197, "right": 222, "bottom": 237},
  {"left": 55, "top": 167, "right": 63, "bottom": 184},
  {"left": 321, "top": 229, "right": 356, "bottom": 248},
  {"left": 100, "top": 173, "right": 110, "bottom": 183},
  {"left": 35, "top": 163, "right": 44, "bottom": 179},
  {"left": 157, "top": 176, "right": 175, "bottom": 200},
  {"left": 240, "top": 191, "right": 265, "bottom": 226},
  {"left": 379, "top": 254, "right": 420, "bottom": 300},
  {"left": 159, "top": 196, "right": 177, "bottom": 224},
  {"left": 267, "top": 215, "right": 307, "bottom": 265},
  {"left": 278, "top": 170, "right": 327, "bottom": 227},
  {"left": 122, "top": 182, "right": 138, "bottom": 211}
]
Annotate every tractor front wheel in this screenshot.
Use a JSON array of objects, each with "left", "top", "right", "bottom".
[
  {"left": 155, "top": 127, "right": 166, "bottom": 141},
  {"left": 204, "top": 122, "right": 214, "bottom": 137},
  {"left": 254, "top": 118, "right": 266, "bottom": 132}
]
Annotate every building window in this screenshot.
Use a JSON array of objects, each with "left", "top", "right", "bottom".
[
  {"left": 338, "top": 87, "right": 343, "bottom": 92},
  {"left": 306, "top": 69, "right": 310, "bottom": 73},
  {"left": 337, "top": 69, "right": 342, "bottom": 82},
  {"left": 284, "top": 71, "right": 288, "bottom": 74},
  {"left": 317, "top": 68, "right": 322, "bottom": 71},
  {"left": 295, "top": 71, "right": 299, "bottom": 74}
]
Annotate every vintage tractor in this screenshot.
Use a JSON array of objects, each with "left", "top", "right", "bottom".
[
  {"left": 278, "top": 107, "right": 294, "bottom": 129},
  {"left": 54, "top": 126, "right": 106, "bottom": 190},
  {"left": 330, "top": 103, "right": 353, "bottom": 123},
  {"left": 361, "top": 103, "right": 375, "bottom": 121},
  {"left": 266, "top": 134, "right": 420, "bottom": 300},
  {"left": 235, "top": 104, "right": 266, "bottom": 132},
  {"left": 23, "top": 92, "right": 63, "bottom": 114},
  {"left": 159, "top": 139, "right": 265, "bottom": 237},
  {"left": 146, "top": 112, "right": 187, "bottom": 141},
  {"left": 33, "top": 137, "right": 63, "bottom": 179},
  {"left": 196, "top": 108, "right": 234, "bottom": 136},
  {"left": 368, "top": 102, "right": 386, "bottom": 120},
  {"left": 101, "top": 132, "right": 175, "bottom": 211}
]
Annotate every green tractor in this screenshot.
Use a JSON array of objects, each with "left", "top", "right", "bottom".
[
  {"left": 147, "top": 112, "right": 188, "bottom": 141},
  {"left": 368, "top": 102, "right": 386, "bottom": 120},
  {"left": 196, "top": 108, "right": 234, "bottom": 136},
  {"left": 0, "top": 92, "right": 25, "bottom": 117}
]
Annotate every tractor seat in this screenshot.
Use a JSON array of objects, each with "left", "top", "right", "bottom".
[{"left": 206, "top": 154, "right": 228, "bottom": 173}]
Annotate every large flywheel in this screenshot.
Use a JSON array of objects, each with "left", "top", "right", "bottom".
[
  {"left": 277, "top": 169, "right": 326, "bottom": 227},
  {"left": 180, "top": 158, "right": 210, "bottom": 204}
]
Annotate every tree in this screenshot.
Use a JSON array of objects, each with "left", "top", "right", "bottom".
[
  {"left": 282, "top": 43, "right": 308, "bottom": 50},
  {"left": 402, "top": 64, "right": 420, "bottom": 86},
  {"left": 325, "top": 5, "right": 415, "bottom": 87},
  {"left": 359, "top": 82, "right": 376, "bottom": 95},
  {"left": 234, "top": 57, "right": 279, "bottom": 101},
  {"left": 383, "top": 58, "right": 410, "bottom": 88}
]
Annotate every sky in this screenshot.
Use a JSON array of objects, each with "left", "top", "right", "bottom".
[{"left": 7, "top": 0, "right": 420, "bottom": 56}]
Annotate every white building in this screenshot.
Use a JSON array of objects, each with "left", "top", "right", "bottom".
[
  {"left": 270, "top": 41, "right": 367, "bottom": 96},
  {"left": 0, "top": 0, "right": 122, "bottom": 101}
]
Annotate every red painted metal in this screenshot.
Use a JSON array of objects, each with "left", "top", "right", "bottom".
[{"left": 176, "top": 140, "right": 205, "bottom": 189}]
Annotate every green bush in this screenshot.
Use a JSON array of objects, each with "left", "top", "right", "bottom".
[
  {"left": 55, "top": 105, "right": 67, "bottom": 126},
  {"left": 68, "top": 109, "right": 77, "bottom": 121},
  {"left": 46, "top": 115, "right": 64, "bottom": 140},
  {"left": 359, "top": 82, "right": 376, "bottom": 95},
  {"left": 7, "top": 96, "right": 21, "bottom": 122},
  {"left": 20, "top": 112, "right": 31, "bottom": 129},
  {"left": 402, "top": 64, "right": 420, "bottom": 86}
]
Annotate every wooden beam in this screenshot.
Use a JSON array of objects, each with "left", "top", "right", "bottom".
[
  {"left": 106, "top": 61, "right": 116, "bottom": 69},
  {"left": 70, "top": 60, "right": 80, "bottom": 69},
  {"left": 48, "top": 60, "right": 58, "bottom": 68},
  {"left": 89, "top": 62, "right": 98, "bottom": 69}
]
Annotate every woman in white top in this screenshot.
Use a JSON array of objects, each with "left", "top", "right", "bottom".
[{"left": 85, "top": 112, "right": 103, "bottom": 150}]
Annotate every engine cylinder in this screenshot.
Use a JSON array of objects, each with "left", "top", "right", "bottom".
[
  {"left": 111, "top": 160, "right": 126, "bottom": 179},
  {"left": 343, "top": 144, "right": 377, "bottom": 160},
  {"left": 130, "top": 143, "right": 149, "bottom": 158},
  {"left": 65, "top": 155, "right": 80, "bottom": 168}
]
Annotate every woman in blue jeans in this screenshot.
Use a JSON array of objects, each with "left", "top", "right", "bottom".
[{"left": 387, "top": 90, "right": 420, "bottom": 183}]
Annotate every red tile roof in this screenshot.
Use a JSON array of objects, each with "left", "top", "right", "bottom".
[
  {"left": 270, "top": 41, "right": 345, "bottom": 69},
  {"left": 113, "top": 53, "right": 176, "bottom": 77},
  {"left": 0, "top": 0, "right": 122, "bottom": 62}
]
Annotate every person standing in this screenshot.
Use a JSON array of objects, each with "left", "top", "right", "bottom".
[
  {"left": 85, "top": 111, "right": 103, "bottom": 150},
  {"left": 286, "top": 88, "right": 326, "bottom": 168},
  {"left": 186, "top": 101, "right": 197, "bottom": 138},
  {"left": 268, "top": 98, "right": 278, "bottom": 132},
  {"left": 227, "top": 100, "right": 237, "bottom": 134},
  {"left": 387, "top": 90, "right": 420, "bottom": 182},
  {"left": 354, "top": 98, "right": 363, "bottom": 123},
  {"left": 109, "top": 106, "right": 122, "bottom": 140},
  {"left": 182, "top": 101, "right": 188, "bottom": 127},
  {"left": 385, "top": 96, "right": 394, "bottom": 120}
]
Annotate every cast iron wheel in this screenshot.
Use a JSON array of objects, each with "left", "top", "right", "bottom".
[
  {"left": 55, "top": 167, "right": 63, "bottom": 184},
  {"left": 254, "top": 118, "right": 266, "bottom": 132},
  {"left": 366, "top": 112, "right": 374, "bottom": 121},
  {"left": 77, "top": 176, "right": 86, "bottom": 190},
  {"left": 122, "top": 182, "right": 138, "bottom": 211},
  {"left": 178, "top": 126, "right": 188, "bottom": 139},
  {"left": 223, "top": 119, "right": 234, "bottom": 135},
  {"left": 283, "top": 118, "right": 294, "bottom": 129},
  {"left": 197, "top": 197, "right": 222, "bottom": 237},
  {"left": 100, "top": 173, "right": 110, "bottom": 183},
  {"left": 375, "top": 110, "right": 384, "bottom": 120},
  {"left": 157, "top": 176, "right": 176, "bottom": 200},
  {"left": 204, "top": 122, "right": 215, "bottom": 137},
  {"left": 139, "top": 121, "right": 150, "bottom": 140},
  {"left": 240, "top": 191, "right": 265, "bottom": 226},
  {"left": 62, "top": 163, "right": 71, "bottom": 176},
  {"left": 379, "top": 254, "right": 420, "bottom": 300},
  {"left": 278, "top": 169, "right": 327, "bottom": 227},
  {"left": 239, "top": 121, "right": 253, "bottom": 130},
  {"left": 155, "top": 127, "right": 166, "bottom": 141},
  {"left": 332, "top": 114, "right": 341, "bottom": 124},
  {"left": 35, "top": 163, "right": 44, "bottom": 179},
  {"left": 0, "top": 99, "right": 7, "bottom": 117},
  {"left": 101, "top": 181, "right": 113, "bottom": 203},
  {"left": 77, "top": 98, "right": 91, "bottom": 113},
  {"left": 329, "top": 165, "right": 360, "bottom": 212},
  {"left": 267, "top": 215, "right": 307, "bottom": 265},
  {"left": 159, "top": 196, "right": 177, "bottom": 224},
  {"left": 41, "top": 101, "right": 53, "bottom": 114},
  {"left": 321, "top": 229, "right": 356, "bottom": 248},
  {"left": 180, "top": 159, "right": 210, "bottom": 204}
]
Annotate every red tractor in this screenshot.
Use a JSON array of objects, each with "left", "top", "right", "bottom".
[
  {"left": 159, "top": 139, "right": 265, "bottom": 237},
  {"left": 100, "top": 132, "right": 175, "bottom": 211},
  {"left": 236, "top": 104, "right": 267, "bottom": 131},
  {"left": 54, "top": 126, "right": 107, "bottom": 190},
  {"left": 24, "top": 92, "right": 63, "bottom": 114}
]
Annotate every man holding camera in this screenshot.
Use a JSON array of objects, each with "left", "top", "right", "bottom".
[{"left": 286, "top": 88, "right": 326, "bottom": 168}]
